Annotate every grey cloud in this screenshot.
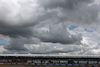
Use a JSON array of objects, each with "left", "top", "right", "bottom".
[
  {"left": 0, "top": 0, "right": 100, "bottom": 54},
  {"left": 0, "top": 0, "right": 45, "bottom": 37},
  {"left": 35, "top": 23, "right": 82, "bottom": 44},
  {"left": 38, "top": 0, "right": 99, "bottom": 25},
  {"left": 24, "top": 43, "right": 82, "bottom": 54},
  {"left": 4, "top": 37, "right": 28, "bottom": 51},
  {"left": 3, "top": 50, "right": 30, "bottom": 54},
  {"left": 84, "top": 50, "right": 100, "bottom": 55},
  {"left": 4, "top": 37, "right": 40, "bottom": 52},
  {"left": 94, "top": 43, "right": 100, "bottom": 49},
  {"left": 38, "top": 0, "right": 93, "bottom": 10},
  {"left": 0, "top": 25, "right": 33, "bottom": 38},
  {"left": 0, "top": 0, "right": 99, "bottom": 38}
]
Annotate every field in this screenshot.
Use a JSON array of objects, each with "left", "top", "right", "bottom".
[{"left": 0, "top": 65, "right": 93, "bottom": 67}]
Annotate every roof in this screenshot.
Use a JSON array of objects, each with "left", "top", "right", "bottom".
[{"left": 0, "top": 54, "right": 100, "bottom": 58}]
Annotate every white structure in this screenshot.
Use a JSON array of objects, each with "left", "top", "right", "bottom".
[{"left": 0, "top": 54, "right": 100, "bottom": 58}]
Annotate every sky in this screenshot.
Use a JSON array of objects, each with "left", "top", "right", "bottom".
[{"left": 0, "top": 0, "right": 100, "bottom": 55}]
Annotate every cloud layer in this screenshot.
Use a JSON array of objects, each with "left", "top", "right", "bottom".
[{"left": 0, "top": 0, "right": 100, "bottom": 55}]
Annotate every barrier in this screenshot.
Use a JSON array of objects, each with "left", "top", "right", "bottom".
[
  {"left": 33, "top": 63, "right": 35, "bottom": 65},
  {"left": 0, "top": 62, "right": 99, "bottom": 66},
  {"left": 35, "top": 63, "right": 38, "bottom": 65},
  {"left": 73, "top": 64, "right": 76, "bottom": 66},
  {"left": 29, "top": 63, "right": 32, "bottom": 65},
  {"left": 47, "top": 63, "right": 50, "bottom": 65},
  {"left": 24, "top": 63, "right": 28, "bottom": 65},
  {"left": 0, "top": 63, "right": 3, "bottom": 65},
  {"left": 66, "top": 64, "right": 69, "bottom": 66},
  {"left": 60, "top": 64, "right": 62, "bottom": 65}
]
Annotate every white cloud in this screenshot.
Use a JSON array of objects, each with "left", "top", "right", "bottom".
[{"left": 0, "top": 46, "right": 7, "bottom": 54}]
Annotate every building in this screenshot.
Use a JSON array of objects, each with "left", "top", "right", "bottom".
[{"left": 0, "top": 54, "right": 100, "bottom": 66}]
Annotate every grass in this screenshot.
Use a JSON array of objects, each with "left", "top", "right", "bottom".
[
  {"left": 0, "top": 65, "right": 93, "bottom": 67},
  {"left": 25, "top": 65, "right": 92, "bottom": 67}
]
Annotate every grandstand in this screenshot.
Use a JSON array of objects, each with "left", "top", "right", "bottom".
[{"left": 0, "top": 54, "right": 100, "bottom": 66}]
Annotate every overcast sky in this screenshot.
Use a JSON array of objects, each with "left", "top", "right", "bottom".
[{"left": 0, "top": 0, "right": 100, "bottom": 55}]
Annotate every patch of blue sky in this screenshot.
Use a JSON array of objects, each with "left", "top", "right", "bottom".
[
  {"left": 90, "top": 26, "right": 97, "bottom": 30},
  {"left": 0, "top": 40, "right": 7, "bottom": 44},
  {"left": 84, "top": 28, "right": 93, "bottom": 32},
  {"left": 84, "top": 26, "right": 97, "bottom": 32},
  {"left": 69, "top": 25, "right": 78, "bottom": 30}
]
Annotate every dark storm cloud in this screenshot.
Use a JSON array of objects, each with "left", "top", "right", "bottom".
[
  {"left": 38, "top": 0, "right": 93, "bottom": 10},
  {"left": 0, "top": 26, "right": 33, "bottom": 37},
  {"left": 4, "top": 37, "right": 28, "bottom": 51},
  {"left": 38, "top": 0, "right": 99, "bottom": 25},
  {"left": 4, "top": 37, "right": 40, "bottom": 51}
]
